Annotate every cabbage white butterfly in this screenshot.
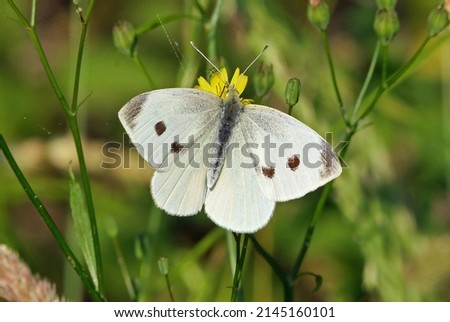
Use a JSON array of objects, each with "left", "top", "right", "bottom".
[{"left": 119, "top": 53, "right": 341, "bottom": 233}]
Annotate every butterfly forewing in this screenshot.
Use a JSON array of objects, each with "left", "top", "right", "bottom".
[
  {"left": 119, "top": 89, "right": 223, "bottom": 216},
  {"left": 239, "top": 104, "right": 342, "bottom": 202},
  {"left": 119, "top": 89, "right": 222, "bottom": 170}
]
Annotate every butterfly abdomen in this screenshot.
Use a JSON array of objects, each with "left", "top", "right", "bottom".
[{"left": 207, "top": 90, "right": 244, "bottom": 188}]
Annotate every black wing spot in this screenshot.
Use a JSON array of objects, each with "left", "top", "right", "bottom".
[
  {"left": 171, "top": 141, "right": 185, "bottom": 153},
  {"left": 154, "top": 121, "right": 166, "bottom": 136},
  {"left": 287, "top": 155, "right": 300, "bottom": 171},
  {"left": 262, "top": 166, "right": 275, "bottom": 179}
]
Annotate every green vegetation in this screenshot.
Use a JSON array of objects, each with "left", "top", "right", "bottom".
[{"left": 0, "top": 0, "right": 449, "bottom": 301}]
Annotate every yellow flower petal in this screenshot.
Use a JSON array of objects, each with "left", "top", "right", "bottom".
[
  {"left": 241, "top": 98, "right": 253, "bottom": 105},
  {"left": 195, "top": 67, "right": 249, "bottom": 101},
  {"left": 219, "top": 68, "right": 228, "bottom": 83},
  {"left": 196, "top": 76, "right": 217, "bottom": 95},
  {"left": 229, "top": 68, "right": 248, "bottom": 95},
  {"left": 209, "top": 68, "right": 228, "bottom": 97},
  {"left": 229, "top": 68, "right": 240, "bottom": 85},
  {"left": 197, "top": 76, "right": 211, "bottom": 89}
]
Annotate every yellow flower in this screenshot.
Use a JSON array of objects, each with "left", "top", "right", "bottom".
[{"left": 195, "top": 68, "right": 250, "bottom": 103}]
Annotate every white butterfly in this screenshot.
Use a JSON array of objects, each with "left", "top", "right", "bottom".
[{"left": 118, "top": 68, "right": 342, "bottom": 233}]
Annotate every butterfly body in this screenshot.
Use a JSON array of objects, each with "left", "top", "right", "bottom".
[
  {"left": 119, "top": 82, "right": 342, "bottom": 233},
  {"left": 208, "top": 87, "right": 243, "bottom": 188}
]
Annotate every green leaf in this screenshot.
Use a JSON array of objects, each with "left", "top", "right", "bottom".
[{"left": 69, "top": 165, "right": 98, "bottom": 289}]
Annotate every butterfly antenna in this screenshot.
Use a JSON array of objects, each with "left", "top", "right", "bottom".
[
  {"left": 160, "top": 15, "right": 184, "bottom": 70},
  {"left": 242, "top": 44, "right": 269, "bottom": 75},
  {"left": 190, "top": 41, "right": 221, "bottom": 75}
]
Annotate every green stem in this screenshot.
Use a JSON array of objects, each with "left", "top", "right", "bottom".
[
  {"left": 387, "top": 36, "right": 431, "bottom": 88},
  {"left": 381, "top": 44, "right": 389, "bottom": 87},
  {"left": 352, "top": 41, "right": 381, "bottom": 122},
  {"left": 228, "top": 233, "right": 239, "bottom": 301},
  {"left": 207, "top": 0, "right": 224, "bottom": 62},
  {"left": 111, "top": 235, "right": 136, "bottom": 300},
  {"left": 0, "top": 135, "right": 103, "bottom": 301},
  {"left": 230, "top": 234, "right": 249, "bottom": 301},
  {"left": 288, "top": 105, "right": 294, "bottom": 116},
  {"left": 68, "top": 85, "right": 104, "bottom": 296},
  {"left": 287, "top": 128, "right": 356, "bottom": 301},
  {"left": 137, "top": 207, "right": 161, "bottom": 301},
  {"left": 358, "top": 36, "right": 431, "bottom": 123},
  {"left": 290, "top": 183, "right": 333, "bottom": 284},
  {"left": 165, "top": 275, "right": 175, "bottom": 302},
  {"left": 7, "top": 0, "right": 104, "bottom": 294},
  {"left": 133, "top": 55, "right": 156, "bottom": 89},
  {"left": 322, "top": 30, "right": 350, "bottom": 128},
  {"left": 30, "top": 0, "right": 36, "bottom": 27},
  {"left": 250, "top": 236, "right": 291, "bottom": 299},
  {"left": 71, "top": 0, "right": 94, "bottom": 113},
  {"left": 71, "top": 0, "right": 104, "bottom": 294}
]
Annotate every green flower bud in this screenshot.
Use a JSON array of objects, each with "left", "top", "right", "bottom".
[
  {"left": 113, "top": 20, "right": 138, "bottom": 57},
  {"left": 158, "top": 257, "right": 170, "bottom": 276},
  {"left": 307, "top": 1, "right": 330, "bottom": 31},
  {"left": 427, "top": 4, "right": 449, "bottom": 37},
  {"left": 373, "top": 9, "right": 400, "bottom": 46},
  {"left": 254, "top": 62, "right": 274, "bottom": 100},
  {"left": 376, "top": 0, "right": 397, "bottom": 10},
  {"left": 285, "top": 78, "right": 302, "bottom": 110}
]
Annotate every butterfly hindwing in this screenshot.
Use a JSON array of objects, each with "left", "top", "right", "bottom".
[
  {"left": 151, "top": 120, "right": 218, "bottom": 216},
  {"left": 204, "top": 123, "right": 275, "bottom": 233}
]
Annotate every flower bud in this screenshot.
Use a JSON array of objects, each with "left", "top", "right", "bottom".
[
  {"left": 254, "top": 62, "right": 274, "bottom": 100},
  {"left": 113, "top": 20, "right": 138, "bottom": 57},
  {"left": 307, "top": 1, "right": 330, "bottom": 31},
  {"left": 427, "top": 4, "right": 449, "bottom": 37},
  {"left": 376, "top": 0, "right": 397, "bottom": 10},
  {"left": 373, "top": 9, "right": 400, "bottom": 46},
  {"left": 285, "top": 77, "right": 302, "bottom": 110},
  {"left": 158, "top": 257, "right": 170, "bottom": 276}
]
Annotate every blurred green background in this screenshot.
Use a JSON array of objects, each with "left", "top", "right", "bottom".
[{"left": 0, "top": 0, "right": 449, "bottom": 301}]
